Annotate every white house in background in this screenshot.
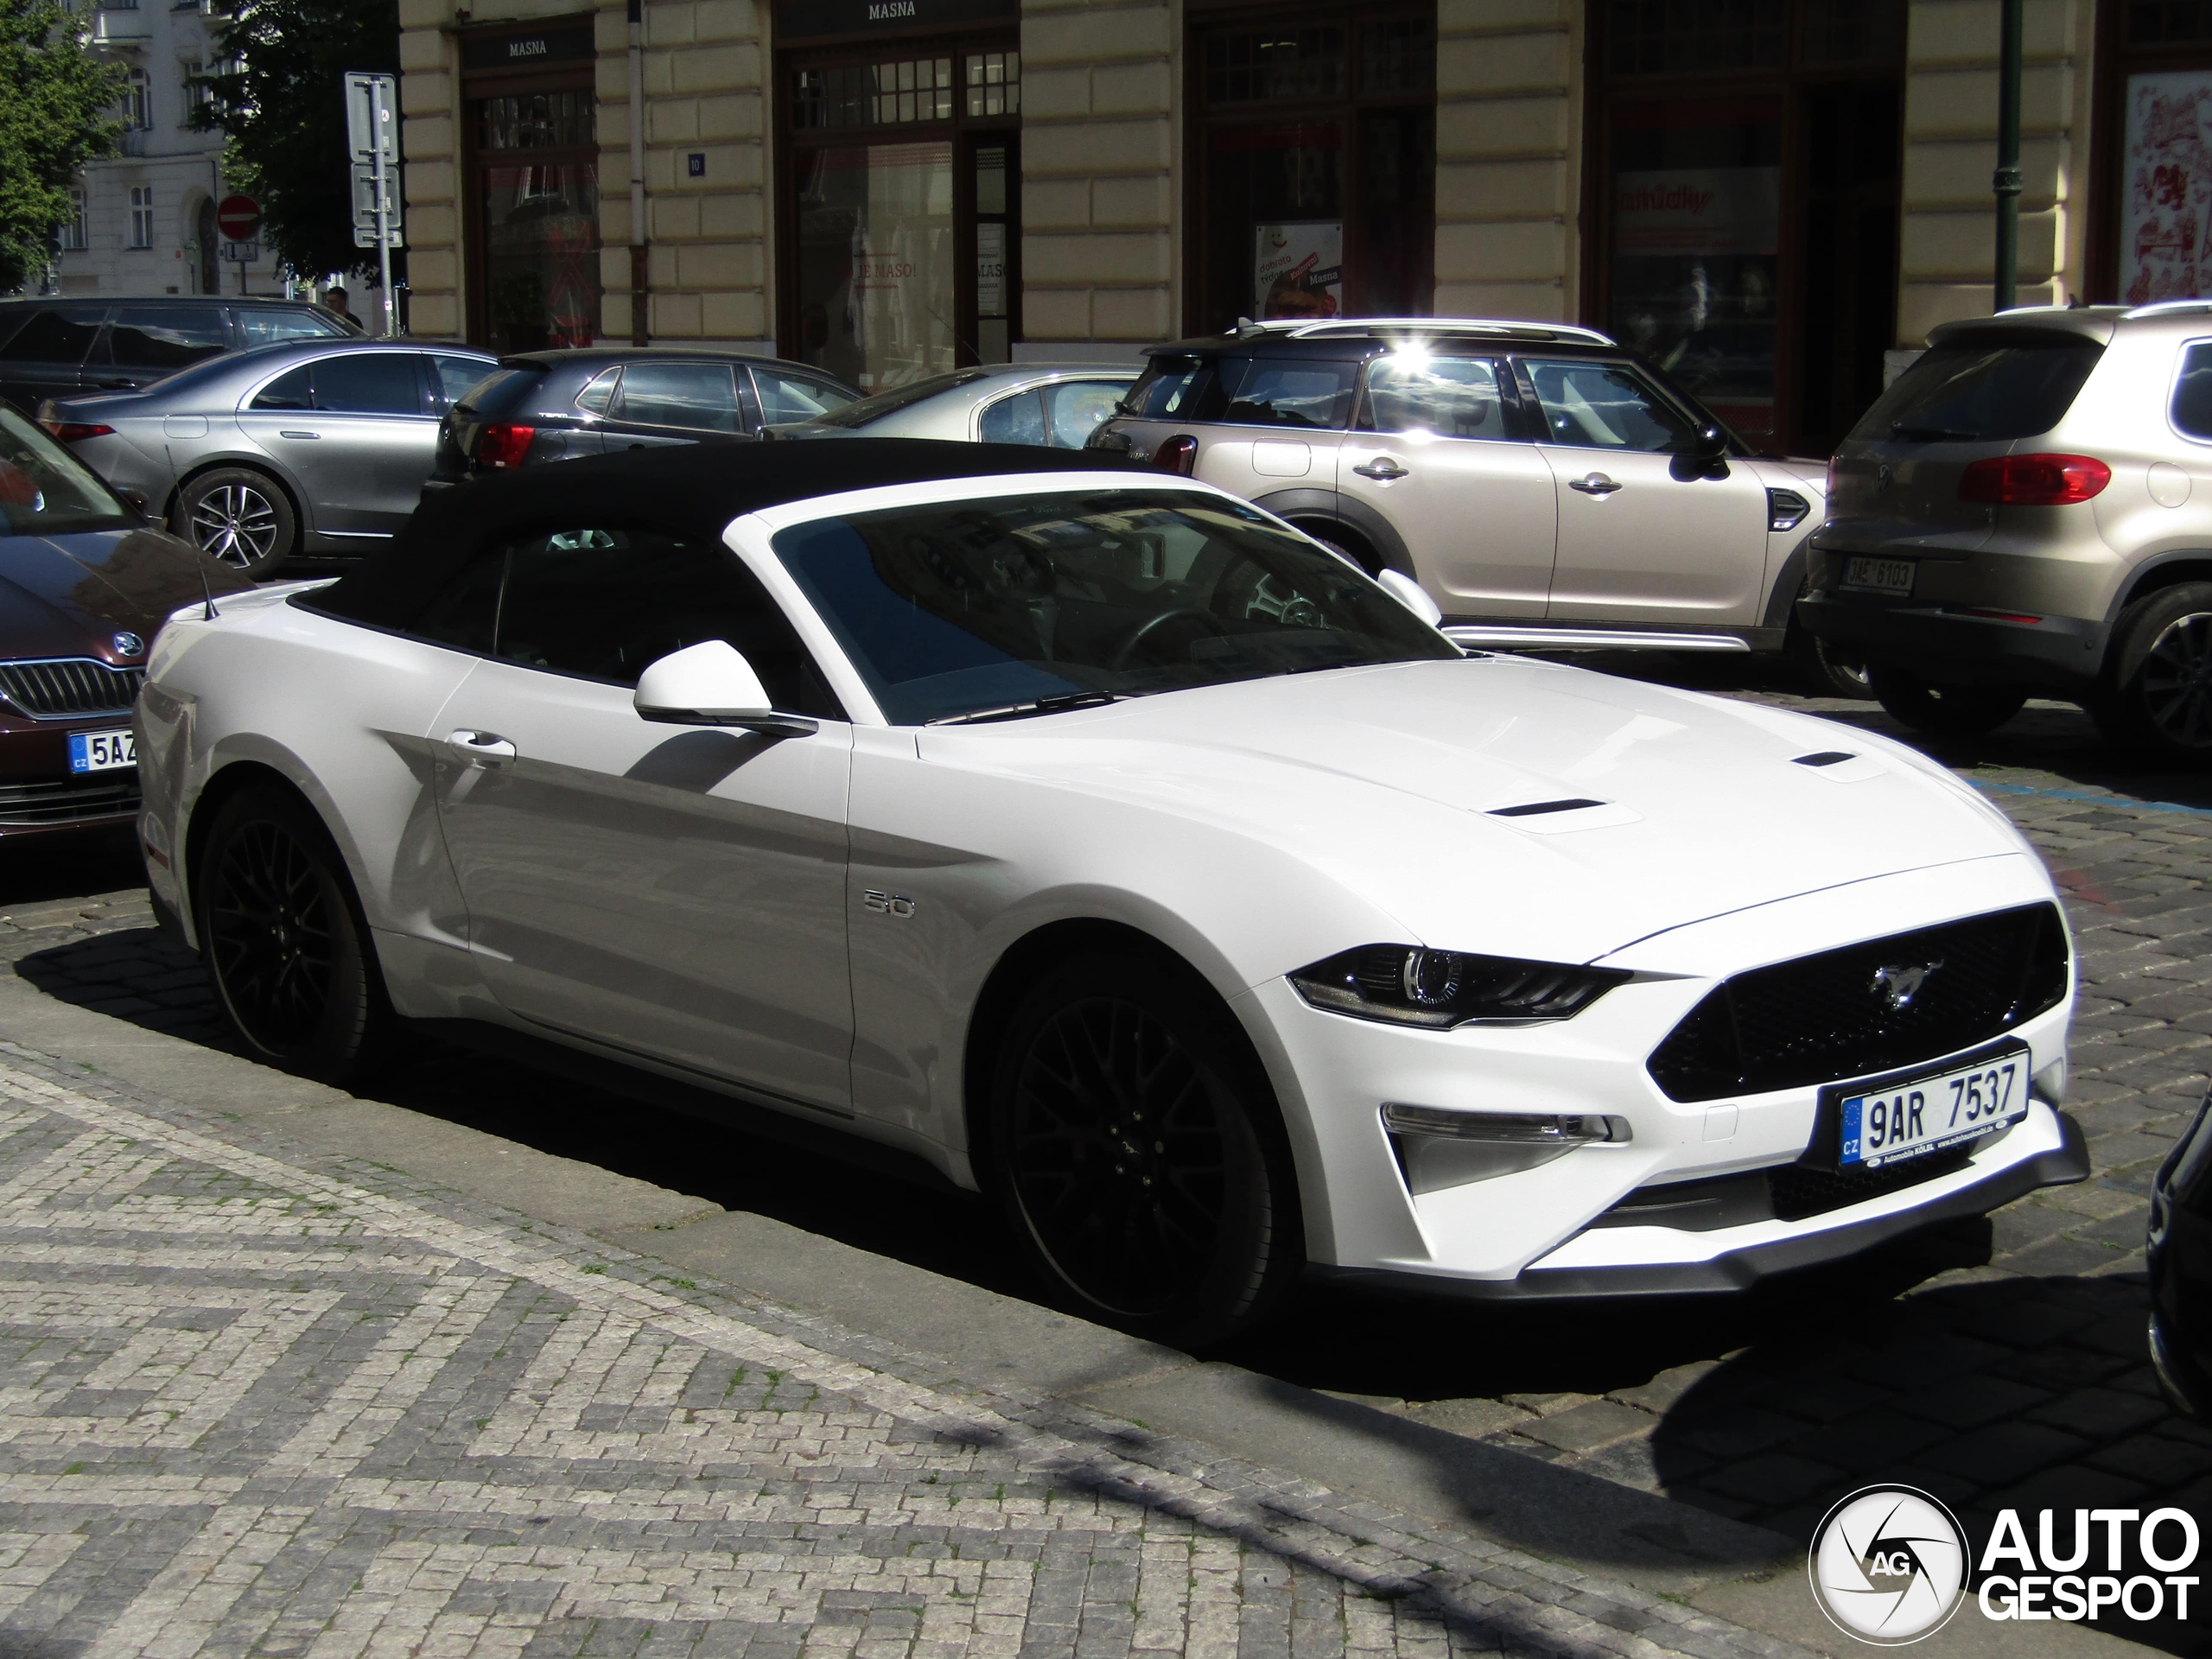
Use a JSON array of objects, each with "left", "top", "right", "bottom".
[{"left": 48, "top": 0, "right": 279, "bottom": 298}]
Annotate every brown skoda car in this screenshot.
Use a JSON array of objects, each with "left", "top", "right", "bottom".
[{"left": 0, "top": 406, "right": 250, "bottom": 838}]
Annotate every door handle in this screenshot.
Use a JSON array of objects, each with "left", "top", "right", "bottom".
[
  {"left": 1352, "top": 457, "right": 1408, "bottom": 480},
  {"left": 448, "top": 728, "right": 517, "bottom": 764},
  {"left": 278, "top": 430, "right": 321, "bottom": 440},
  {"left": 1568, "top": 473, "right": 1623, "bottom": 495}
]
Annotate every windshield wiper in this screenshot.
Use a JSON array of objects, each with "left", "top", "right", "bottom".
[
  {"left": 1889, "top": 423, "right": 1982, "bottom": 442},
  {"left": 929, "top": 690, "right": 1129, "bottom": 726}
]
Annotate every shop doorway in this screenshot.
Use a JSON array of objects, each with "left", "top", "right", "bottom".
[{"left": 1589, "top": 0, "right": 1904, "bottom": 455}]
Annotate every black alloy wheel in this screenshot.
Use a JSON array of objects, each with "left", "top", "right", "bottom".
[
  {"left": 2095, "top": 583, "right": 2212, "bottom": 764},
  {"left": 196, "top": 785, "right": 390, "bottom": 1084},
  {"left": 989, "top": 952, "right": 1300, "bottom": 1348},
  {"left": 1867, "top": 665, "right": 2028, "bottom": 737}
]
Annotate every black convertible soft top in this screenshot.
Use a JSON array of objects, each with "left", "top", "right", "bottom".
[{"left": 312, "top": 437, "right": 1142, "bottom": 630}]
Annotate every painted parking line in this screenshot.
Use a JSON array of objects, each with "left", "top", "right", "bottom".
[{"left": 1972, "top": 779, "right": 2212, "bottom": 818}]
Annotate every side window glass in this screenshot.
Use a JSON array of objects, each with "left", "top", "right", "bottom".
[
  {"left": 411, "top": 545, "right": 506, "bottom": 655},
  {"left": 2175, "top": 342, "right": 2212, "bottom": 442},
  {"left": 490, "top": 526, "right": 842, "bottom": 715},
  {"left": 1522, "top": 361, "right": 1696, "bottom": 453},
  {"left": 1221, "top": 359, "right": 1357, "bottom": 429},
  {"left": 607, "top": 362, "right": 742, "bottom": 432},
  {"left": 310, "top": 353, "right": 423, "bottom": 416},
  {"left": 236, "top": 308, "right": 346, "bottom": 346},
  {"left": 248, "top": 365, "right": 314, "bottom": 410},
  {"left": 1045, "top": 381, "right": 1128, "bottom": 448},
  {"left": 1363, "top": 356, "right": 1511, "bottom": 440},
  {"left": 428, "top": 353, "right": 494, "bottom": 410},
  {"left": 575, "top": 366, "right": 620, "bottom": 416},
  {"left": 0, "top": 307, "right": 106, "bottom": 364},
  {"left": 753, "top": 366, "right": 854, "bottom": 424},
  {"left": 978, "top": 389, "right": 1046, "bottom": 444},
  {"left": 101, "top": 306, "right": 230, "bottom": 372},
  {"left": 1127, "top": 355, "right": 1204, "bottom": 417}
]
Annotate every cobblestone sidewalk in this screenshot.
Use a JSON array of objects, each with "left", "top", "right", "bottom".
[{"left": 0, "top": 1041, "right": 1810, "bottom": 1659}]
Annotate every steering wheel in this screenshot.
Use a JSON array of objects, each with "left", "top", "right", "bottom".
[{"left": 1110, "top": 606, "right": 1230, "bottom": 669}]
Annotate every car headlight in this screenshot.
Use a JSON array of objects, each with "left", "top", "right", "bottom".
[{"left": 1288, "top": 944, "right": 1629, "bottom": 1028}]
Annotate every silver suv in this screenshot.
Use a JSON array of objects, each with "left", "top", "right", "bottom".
[
  {"left": 1802, "top": 302, "right": 2212, "bottom": 759},
  {"left": 1087, "top": 319, "right": 1853, "bottom": 690}
]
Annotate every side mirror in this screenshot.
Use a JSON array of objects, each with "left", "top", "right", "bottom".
[
  {"left": 1693, "top": 423, "right": 1729, "bottom": 461},
  {"left": 1376, "top": 568, "right": 1444, "bottom": 627},
  {"left": 633, "top": 640, "right": 817, "bottom": 737}
]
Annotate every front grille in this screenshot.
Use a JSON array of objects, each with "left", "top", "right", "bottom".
[
  {"left": 0, "top": 658, "right": 143, "bottom": 720},
  {"left": 1647, "top": 902, "right": 2069, "bottom": 1103},
  {"left": 1766, "top": 1147, "right": 1974, "bottom": 1221},
  {"left": 0, "top": 774, "right": 140, "bottom": 827},
  {"left": 1593, "top": 1143, "right": 1980, "bottom": 1230}
]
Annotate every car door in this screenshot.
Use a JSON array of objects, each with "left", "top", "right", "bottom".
[
  {"left": 1520, "top": 357, "right": 1771, "bottom": 626},
  {"left": 86, "top": 304, "right": 232, "bottom": 393},
  {"left": 0, "top": 304, "right": 107, "bottom": 416},
  {"left": 428, "top": 522, "right": 856, "bottom": 1114},
  {"left": 238, "top": 351, "right": 434, "bottom": 540},
  {"left": 1338, "top": 352, "right": 1556, "bottom": 618},
  {"left": 599, "top": 359, "right": 747, "bottom": 452}
]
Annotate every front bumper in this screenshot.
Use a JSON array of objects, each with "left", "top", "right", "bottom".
[
  {"left": 0, "top": 715, "right": 138, "bottom": 837},
  {"left": 1797, "top": 590, "right": 2106, "bottom": 690}
]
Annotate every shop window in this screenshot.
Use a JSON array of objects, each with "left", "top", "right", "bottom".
[
  {"left": 2127, "top": 0, "right": 2212, "bottom": 43},
  {"left": 1205, "top": 28, "right": 1346, "bottom": 102},
  {"left": 966, "top": 52, "right": 1020, "bottom": 116},
  {"left": 2107, "top": 0, "right": 2212, "bottom": 305},
  {"left": 473, "top": 87, "right": 599, "bottom": 351},
  {"left": 793, "top": 59, "right": 956, "bottom": 129}
]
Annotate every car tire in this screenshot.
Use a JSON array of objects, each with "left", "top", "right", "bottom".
[
  {"left": 987, "top": 950, "right": 1303, "bottom": 1349},
  {"left": 1789, "top": 626, "right": 1874, "bottom": 699},
  {"left": 1294, "top": 522, "right": 1382, "bottom": 576},
  {"left": 1868, "top": 666, "right": 2028, "bottom": 736},
  {"left": 194, "top": 783, "right": 392, "bottom": 1085},
  {"left": 2092, "top": 583, "right": 2212, "bottom": 765},
  {"left": 175, "top": 467, "right": 297, "bottom": 578}
]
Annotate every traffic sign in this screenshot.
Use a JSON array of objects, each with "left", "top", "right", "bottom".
[
  {"left": 350, "top": 164, "right": 399, "bottom": 224},
  {"left": 215, "top": 194, "right": 260, "bottom": 242},
  {"left": 352, "top": 226, "right": 404, "bottom": 249},
  {"left": 219, "top": 239, "right": 258, "bottom": 263},
  {"left": 344, "top": 73, "right": 397, "bottom": 162}
]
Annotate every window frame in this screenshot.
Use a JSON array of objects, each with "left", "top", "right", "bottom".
[
  {"left": 1513, "top": 354, "right": 1711, "bottom": 454},
  {"left": 601, "top": 359, "right": 749, "bottom": 435},
  {"left": 127, "top": 186, "right": 155, "bottom": 251}
]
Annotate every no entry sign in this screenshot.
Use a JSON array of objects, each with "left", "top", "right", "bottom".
[{"left": 216, "top": 194, "right": 262, "bottom": 242}]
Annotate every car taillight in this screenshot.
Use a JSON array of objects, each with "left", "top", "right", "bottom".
[
  {"left": 41, "top": 421, "right": 113, "bottom": 442},
  {"left": 1153, "top": 434, "right": 1198, "bottom": 476},
  {"left": 1827, "top": 454, "right": 1841, "bottom": 503},
  {"left": 475, "top": 423, "right": 536, "bottom": 469},
  {"left": 1958, "top": 454, "right": 2111, "bottom": 505}
]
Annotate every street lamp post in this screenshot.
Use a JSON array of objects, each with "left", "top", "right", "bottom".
[{"left": 1993, "top": 0, "right": 2024, "bottom": 312}]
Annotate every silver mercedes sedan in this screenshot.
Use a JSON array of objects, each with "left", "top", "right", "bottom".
[
  {"left": 38, "top": 337, "right": 497, "bottom": 578},
  {"left": 766, "top": 362, "right": 1137, "bottom": 447}
]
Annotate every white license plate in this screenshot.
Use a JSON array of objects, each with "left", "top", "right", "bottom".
[
  {"left": 67, "top": 730, "right": 135, "bottom": 773},
  {"left": 1842, "top": 556, "right": 1915, "bottom": 598},
  {"left": 1838, "top": 1046, "right": 2028, "bottom": 1169}
]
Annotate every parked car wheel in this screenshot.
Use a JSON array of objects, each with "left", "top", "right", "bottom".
[
  {"left": 988, "top": 950, "right": 1302, "bottom": 1348},
  {"left": 195, "top": 783, "right": 391, "bottom": 1084},
  {"left": 1868, "top": 666, "right": 2028, "bottom": 736},
  {"left": 2092, "top": 584, "right": 2212, "bottom": 764},
  {"left": 1790, "top": 624, "right": 1873, "bottom": 699},
  {"left": 176, "top": 467, "right": 297, "bottom": 578},
  {"left": 1294, "top": 523, "right": 1383, "bottom": 576}
]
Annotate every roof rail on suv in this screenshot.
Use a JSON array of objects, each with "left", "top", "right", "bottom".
[
  {"left": 1229, "top": 316, "right": 1618, "bottom": 346},
  {"left": 2124, "top": 299, "right": 2212, "bottom": 320}
]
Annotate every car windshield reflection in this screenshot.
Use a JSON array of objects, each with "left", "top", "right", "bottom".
[{"left": 770, "top": 489, "right": 1459, "bottom": 726}]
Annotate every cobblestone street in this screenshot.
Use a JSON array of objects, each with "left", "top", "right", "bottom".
[{"left": 4, "top": 671, "right": 2212, "bottom": 1655}]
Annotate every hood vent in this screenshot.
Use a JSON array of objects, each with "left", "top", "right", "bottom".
[
  {"left": 1792, "top": 751, "right": 1856, "bottom": 767},
  {"left": 1488, "top": 798, "right": 1606, "bottom": 818}
]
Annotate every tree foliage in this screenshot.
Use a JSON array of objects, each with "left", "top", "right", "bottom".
[
  {"left": 194, "top": 0, "right": 400, "bottom": 281},
  {"left": 0, "top": 0, "right": 123, "bottom": 293}
]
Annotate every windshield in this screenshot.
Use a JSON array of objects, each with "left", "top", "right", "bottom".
[
  {"left": 1851, "top": 333, "right": 2102, "bottom": 444},
  {"left": 0, "top": 408, "right": 130, "bottom": 532},
  {"left": 771, "top": 488, "right": 1459, "bottom": 725},
  {"left": 810, "top": 368, "right": 992, "bottom": 429}
]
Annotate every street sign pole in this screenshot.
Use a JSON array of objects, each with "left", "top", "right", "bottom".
[
  {"left": 372, "top": 76, "right": 393, "bottom": 336},
  {"left": 1993, "top": 0, "right": 2023, "bottom": 313},
  {"left": 345, "top": 71, "right": 403, "bottom": 334}
]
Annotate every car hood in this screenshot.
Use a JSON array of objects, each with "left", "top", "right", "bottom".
[
  {"left": 918, "top": 655, "right": 2033, "bottom": 965},
  {"left": 0, "top": 529, "right": 251, "bottom": 662}
]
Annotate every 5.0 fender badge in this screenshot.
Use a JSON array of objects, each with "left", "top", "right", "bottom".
[{"left": 862, "top": 890, "right": 917, "bottom": 918}]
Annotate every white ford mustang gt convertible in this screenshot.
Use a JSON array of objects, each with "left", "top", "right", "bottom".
[{"left": 135, "top": 439, "right": 2086, "bottom": 1344}]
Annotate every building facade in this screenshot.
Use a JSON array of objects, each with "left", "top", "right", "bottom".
[
  {"left": 396, "top": 0, "right": 2212, "bottom": 454},
  {"left": 48, "top": 0, "right": 281, "bottom": 300}
]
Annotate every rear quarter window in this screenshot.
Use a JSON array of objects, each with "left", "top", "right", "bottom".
[
  {"left": 1850, "top": 333, "right": 2103, "bottom": 444},
  {"left": 2175, "top": 342, "right": 2212, "bottom": 442},
  {"left": 1125, "top": 355, "right": 1206, "bottom": 418}
]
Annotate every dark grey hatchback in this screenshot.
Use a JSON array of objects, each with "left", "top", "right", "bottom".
[{"left": 429, "top": 347, "right": 860, "bottom": 486}]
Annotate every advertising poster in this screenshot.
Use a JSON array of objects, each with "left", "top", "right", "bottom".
[
  {"left": 1612, "top": 167, "right": 1781, "bottom": 257},
  {"left": 2121, "top": 70, "right": 2212, "bottom": 306},
  {"left": 1254, "top": 221, "right": 1342, "bottom": 320}
]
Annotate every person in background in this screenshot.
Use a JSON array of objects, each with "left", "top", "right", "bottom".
[{"left": 322, "top": 286, "right": 359, "bottom": 331}]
